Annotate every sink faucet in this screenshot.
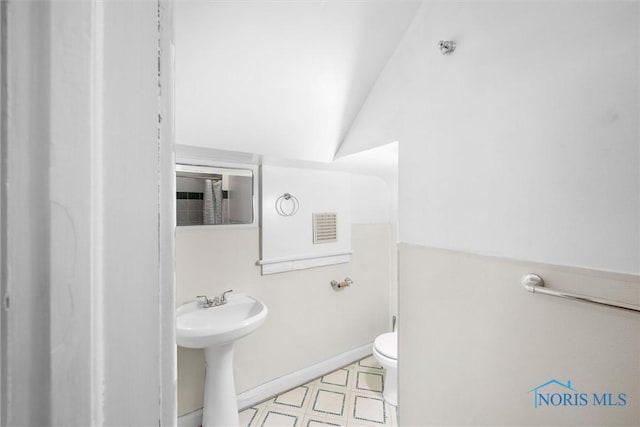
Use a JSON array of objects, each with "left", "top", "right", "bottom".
[
  {"left": 197, "top": 289, "right": 233, "bottom": 308},
  {"left": 220, "top": 289, "right": 233, "bottom": 304}
]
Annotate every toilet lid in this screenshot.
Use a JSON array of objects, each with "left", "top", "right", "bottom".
[{"left": 374, "top": 332, "right": 397, "bottom": 360}]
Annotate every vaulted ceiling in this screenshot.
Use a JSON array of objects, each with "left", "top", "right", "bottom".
[{"left": 175, "top": 0, "right": 420, "bottom": 163}]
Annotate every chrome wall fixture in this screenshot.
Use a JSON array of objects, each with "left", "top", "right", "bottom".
[
  {"left": 275, "top": 193, "right": 299, "bottom": 217},
  {"left": 521, "top": 273, "right": 640, "bottom": 313},
  {"left": 438, "top": 40, "right": 456, "bottom": 55}
]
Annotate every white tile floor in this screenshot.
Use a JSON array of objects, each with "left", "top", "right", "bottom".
[{"left": 239, "top": 356, "right": 397, "bottom": 427}]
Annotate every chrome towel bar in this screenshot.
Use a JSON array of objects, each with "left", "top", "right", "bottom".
[{"left": 522, "top": 274, "right": 640, "bottom": 313}]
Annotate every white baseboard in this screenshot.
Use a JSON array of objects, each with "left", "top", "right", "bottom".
[
  {"left": 176, "top": 343, "right": 372, "bottom": 427},
  {"left": 237, "top": 343, "right": 372, "bottom": 410},
  {"left": 177, "top": 408, "right": 202, "bottom": 427}
]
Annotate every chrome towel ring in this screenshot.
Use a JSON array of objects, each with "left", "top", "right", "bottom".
[{"left": 275, "top": 193, "right": 299, "bottom": 217}]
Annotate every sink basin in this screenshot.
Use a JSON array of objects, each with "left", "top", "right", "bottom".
[
  {"left": 177, "top": 293, "right": 268, "bottom": 348},
  {"left": 176, "top": 292, "right": 268, "bottom": 427}
]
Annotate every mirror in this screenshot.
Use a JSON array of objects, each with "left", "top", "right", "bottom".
[{"left": 176, "top": 164, "right": 254, "bottom": 226}]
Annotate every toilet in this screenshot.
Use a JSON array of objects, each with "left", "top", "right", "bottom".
[{"left": 372, "top": 331, "right": 397, "bottom": 406}]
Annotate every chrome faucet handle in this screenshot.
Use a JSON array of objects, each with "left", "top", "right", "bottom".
[
  {"left": 221, "top": 289, "right": 233, "bottom": 303},
  {"left": 196, "top": 295, "right": 211, "bottom": 307}
]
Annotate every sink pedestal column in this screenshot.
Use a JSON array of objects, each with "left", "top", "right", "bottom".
[{"left": 203, "top": 343, "right": 239, "bottom": 427}]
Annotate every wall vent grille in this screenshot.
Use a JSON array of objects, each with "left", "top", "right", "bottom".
[{"left": 313, "top": 212, "right": 337, "bottom": 244}]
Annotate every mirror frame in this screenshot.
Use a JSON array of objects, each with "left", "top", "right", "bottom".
[{"left": 175, "top": 161, "right": 259, "bottom": 228}]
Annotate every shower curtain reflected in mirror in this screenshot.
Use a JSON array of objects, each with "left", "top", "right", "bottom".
[{"left": 203, "top": 178, "right": 223, "bottom": 225}]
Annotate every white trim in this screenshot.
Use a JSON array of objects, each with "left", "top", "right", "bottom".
[
  {"left": 175, "top": 144, "right": 262, "bottom": 166},
  {"left": 90, "top": 0, "right": 105, "bottom": 423},
  {"left": 176, "top": 343, "right": 373, "bottom": 427},
  {"left": 176, "top": 163, "right": 253, "bottom": 177},
  {"left": 401, "top": 243, "right": 640, "bottom": 283},
  {"left": 257, "top": 251, "right": 353, "bottom": 265},
  {"left": 174, "top": 151, "right": 260, "bottom": 229},
  {"left": 157, "top": 0, "right": 177, "bottom": 424},
  {"left": 260, "top": 253, "right": 351, "bottom": 274},
  {"left": 176, "top": 408, "right": 202, "bottom": 427},
  {"left": 176, "top": 223, "right": 258, "bottom": 231},
  {"left": 236, "top": 343, "right": 371, "bottom": 410}
]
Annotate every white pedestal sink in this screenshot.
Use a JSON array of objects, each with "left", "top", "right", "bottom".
[{"left": 176, "top": 292, "right": 268, "bottom": 427}]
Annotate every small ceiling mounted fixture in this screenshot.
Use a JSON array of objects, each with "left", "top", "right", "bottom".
[{"left": 438, "top": 40, "right": 456, "bottom": 55}]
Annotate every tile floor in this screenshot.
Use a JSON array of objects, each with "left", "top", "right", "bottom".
[{"left": 239, "top": 356, "right": 396, "bottom": 427}]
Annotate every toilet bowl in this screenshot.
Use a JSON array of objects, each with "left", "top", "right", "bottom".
[{"left": 372, "top": 331, "right": 397, "bottom": 406}]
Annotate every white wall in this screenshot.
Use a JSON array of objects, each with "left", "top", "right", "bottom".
[
  {"left": 175, "top": 1, "right": 419, "bottom": 162},
  {"left": 176, "top": 223, "right": 392, "bottom": 416},
  {"left": 176, "top": 168, "right": 395, "bottom": 416},
  {"left": 335, "top": 144, "right": 400, "bottom": 322},
  {"left": 349, "top": 174, "right": 393, "bottom": 225},
  {"left": 260, "top": 165, "right": 353, "bottom": 272},
  {"left": 343, "top": 1, "right": 640, "bottom": 425},
  {"left": 1, "top": 1, "right": 175, "bottom": 425},
  {"left": 349, "top": 173, "right": 399, "bottom": 323},
  {"left": 344, "top": 1, "right": 639, "bottom": 274},
  {"left": 400, "top": 245, "right": 640, "bottom": 426}
]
